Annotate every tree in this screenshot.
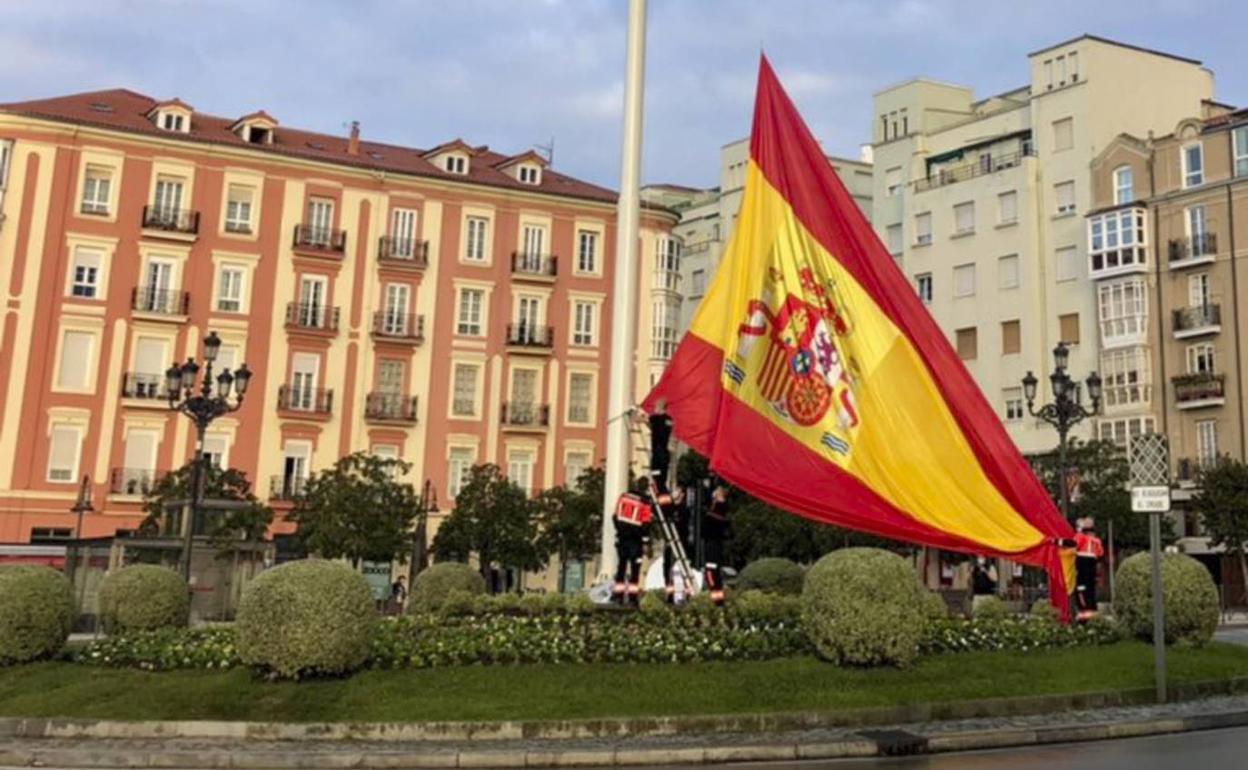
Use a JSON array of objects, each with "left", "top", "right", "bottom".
[
  {"left": 1191, "top": 457, "right": 1248, "bottom": 601},
  {"left": 533, "top": 467, "right": 604, "bottom": 589},
  {"left": 431, "top": 464, "right": 540, "bottom": 589},
  {"left": 141, "top": 462, "right": 273, "bottom": 555},
  {"left": 289, "top": 452, "right": 419, "bottom": 566}
]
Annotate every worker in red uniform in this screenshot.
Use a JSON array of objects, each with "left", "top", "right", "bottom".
[
  {"left": 611, "top": 484, "right": 652, "bottom": 606},
  {"left": 1074, "top": 517, "right": 1105, "bottom": 621}
]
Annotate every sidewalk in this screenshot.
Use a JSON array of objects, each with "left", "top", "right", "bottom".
[{"left": 3, "top": 693, "right": 1248, "bottom": 768}]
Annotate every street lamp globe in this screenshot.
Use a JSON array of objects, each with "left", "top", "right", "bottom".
[
  {"left": 179, "top": 358, "right": 199, "bottom": 391},
  {"left": 1052, "top": 342, "right": 1070, "bottom": 372},
  {"left": 164, "top": 363, "right": 183, "bottom": 401},
  {"left": 1086, "top": 371, "right": 1103, "bottom": 408},
  {"left": 216, "top": 368, "right": 234, "bottom": 398},
  {"left": 1022, "top": 371, "right": 1038, "bottom": 404},
  {"left": 233, "top": 363, "right": 252, "bottom": 396},
  {"left": 203, "top": 331, "right": 222, "bottom": 362}
]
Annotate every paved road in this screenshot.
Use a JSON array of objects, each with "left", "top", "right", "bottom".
[
  {"left": 1215, "top": 625, "right": 1248, "bottom": 646},
  {"left": 637, "top": 727, "right": 1248, "bottom": 770}
]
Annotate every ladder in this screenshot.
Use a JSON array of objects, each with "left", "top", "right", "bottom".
[{"left": 644, "top": 478, "right": 698, "bottom": 596}]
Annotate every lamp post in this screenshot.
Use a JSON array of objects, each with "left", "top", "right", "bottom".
[
  {"left": 165, "top": 331, "right": 252, "bottom": 582},
  {"left": 412, "top": 480, "right": 438, "bottom": 575},
  {"left": 1022, "top": 342, "right": 1102, "bottom": 520},
  {"left": 70, "top": 475, "right": 93, "bottom": 540}
]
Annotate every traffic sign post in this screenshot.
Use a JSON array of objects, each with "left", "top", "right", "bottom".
[{"left": 1129, "top": 433, "right": 1170, "bottom": 703}]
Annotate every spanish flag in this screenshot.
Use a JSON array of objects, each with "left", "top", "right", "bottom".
[{"left": 644, "top": 56, "right": 1076, "bottom": 617}]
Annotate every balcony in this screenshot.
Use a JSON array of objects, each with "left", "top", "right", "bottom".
[
  {"left": 1173, "top": 304, "right": 1221, "bottom": 339},
  {"left": 654, "top": 269, "right": 682, "bottom": 293},
  {"left": 371, "top": 311, "right": 425, "bottom": 344},
  {"left": 501, "top": 401, "right": 550, "bottom": 431},
  {"left": 141, "top": 205, "right": 199, "bottom": 237},
  {"left": 511, "top": 252, "right": 558, "bottom": 281},
  {"left": 277, "top": 385, "right": 333, "bottom": 416},
  {"left": 292, "top": 224, "right": 347, "bottom": 255},
  {"left": 132, "top": 286, "right": 189, "bottom": 318},
  {"left": 1176, "top": 457, "right": 1217, "bottom": 486},
  {"left": 1168, "top": 233, "right": 1217, "bottom": 269},
  {"left": 378, "top": 236, "right": 429, "bottom": 269},
  {"left": 121, "top": 372, "right": 166, "bottom": 401},
  {"left": 285, "top": 302, "right": 340, "bottom": 334},
  {"left": 365, "top": 393, "right": 419, "bottom": 423},
  {"left": 110, "top": 468, "right": 163, "bottom": 496},
  {"left": 269, "top": 475, "right": 306, "bottom": 501},
  {"left": 506, "top": 323, "right": 555, "bottom": 353},
  {"left": 914, "top": 146, "right": 1035, "bottom": 193},
  {"left": 1173, "top": 372, "right": 1225, "bottom": 409}
]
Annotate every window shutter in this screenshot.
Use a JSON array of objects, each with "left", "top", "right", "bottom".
[
  {"left": 57, "top": 332, "right": 94, "bottom": 389},
  {"left": 48, "top": 426, "right": 80, "bottom": 480}
]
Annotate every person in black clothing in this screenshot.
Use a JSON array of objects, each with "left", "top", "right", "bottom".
[
  {"left": 970, "top": 557, "right": 997, "bottom": 596},
  {"left": 645, "top": 399, "right": 674, "bottom": 495},
  {"left": 612, "top": 481, "right": 653, "bottom": 606},
  {"left": 703, "top": 485, "right": 730, "bottom": 606}
]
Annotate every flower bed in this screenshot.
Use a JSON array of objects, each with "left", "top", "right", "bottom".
[{"left": 920, "top": 616, "right": 1123, "bottom": 655}]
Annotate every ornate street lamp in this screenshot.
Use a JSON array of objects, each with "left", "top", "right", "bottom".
[
  {"left": 412, "top": 480, "right": 439, "bottom": 575},
  {"left": 1022, "top": 342, "right": 1102, "bottom": 520},
  {"left": 70, "top": 475, "right": 93, "bottom": 540},
  {"left": 165, "top": 331, "right": 252, "bottom": 581}
]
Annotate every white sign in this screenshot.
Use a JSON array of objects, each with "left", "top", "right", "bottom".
[{"left": 1131, "top": 485, "right": 1171, "bottom": 513}]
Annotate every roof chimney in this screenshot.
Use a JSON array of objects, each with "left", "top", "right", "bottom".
[{"left": 348, "top": 121, "right": 360, "bottom": 156}]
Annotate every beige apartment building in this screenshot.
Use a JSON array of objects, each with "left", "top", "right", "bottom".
[
  {"left": 872, "top": 35, "right": 1216, "bottom": 457},
  {"left": 1090, "top": 105, "right": 1248, "bottom": 557}
]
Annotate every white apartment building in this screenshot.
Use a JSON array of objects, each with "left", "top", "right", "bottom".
[
  {"left": 872, "top": 35, "right": 1215, "bottom": 455},
  {"left": 644, "top": 138, "right": 873, "bottom": 333}
]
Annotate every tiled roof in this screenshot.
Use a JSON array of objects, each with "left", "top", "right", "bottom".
[{"left": 0, "top": 88, "right": 620, "bottom": 205}]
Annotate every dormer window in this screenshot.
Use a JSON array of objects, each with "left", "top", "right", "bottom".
[
  {"left": 150, "top": 102, "right": 192, "bottom": 134},
  {"left": 518, "top": 164, "right": 541, "bottom": 185},
  {"left": 161, "top": 113, "right": 185, "bottom": 132},
  {"left": 445, "top": 155, "right": 467, "bottom": 175},
  {"left": 231, "top": 112, "right": 278, "bottom": 145},
  {"left": 247, "top": 126, "right": 271, "bottom": 144}
]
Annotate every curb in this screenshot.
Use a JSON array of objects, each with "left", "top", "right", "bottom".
[
  {"left": 1, "top": 710, "right": 1247, "bottom": 768},
  {"left": 3, "top": 676, "right": 1247, "bottom": 743}
]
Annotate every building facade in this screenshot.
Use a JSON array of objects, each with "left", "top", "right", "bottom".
[
  {"left": 0, "top": 89, "right": 679, "bottom": 559},
  {"left": 871, "top": 36, "right": 1216, "bottom": 456}
]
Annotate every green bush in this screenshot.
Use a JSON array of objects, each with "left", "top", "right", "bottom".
[
  {"left": 972, "top": 595, "right": 1009, "bottom": 620},
  {"left": 735, "top": 558, "right": 806, "bottom": 595},
  {"left": 77, "top": 626, "right": 237, "bottom": 671},
  {"left": 410, "top": 562, "right": 486, "bottom": 613},
  {"left": 1030, "top": 598, "right": 1061, "bottom": 624},
  {"left": 97, "top": 565, "right": 188, "bottom": 634},
  {"left": 236, "top": 560, "right": 378, "bottom": 678},
  {"left": 1115, "top": 552, "right": 1219, "bottom": 646},
  {"left": 802, "top": 548, "right": 926, "bottom": 667},
  {"left": 921, "top": 615, "right": 1123, "bottom": 655},
  {"left": 0, "top": 565, "right": 74, "bottom": 665},
  {"left": 922, "top": 591, "right": 948, "bottom": 621}
]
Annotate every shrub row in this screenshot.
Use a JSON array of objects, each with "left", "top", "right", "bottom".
[{"left": 920, "top": 615, "right": 1124, "bottom": 655}]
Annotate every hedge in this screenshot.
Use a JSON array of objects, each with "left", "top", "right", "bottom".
[
  {"left": 0, "top": 565, "right": 75, "bottom": 665},
  {"left": 409, "top": 562, "right": 486, "bottom": 613},
  {"left": 735, "top": 558, "right": 806, "bottom": 595},
  {"left": 1115, "top": 552, "right": 1220, "bottom": 646},
  {"left": 98, "top": 565, "right": 189, "bottom": 634}
]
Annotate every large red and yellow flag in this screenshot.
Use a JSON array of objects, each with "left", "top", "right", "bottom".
[{"left": 644, "top": 56, "right": 1076, "bottom": 615}]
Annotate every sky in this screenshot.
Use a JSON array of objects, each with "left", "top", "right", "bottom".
[{"left": 1, "top": 0, "right": 1245, "bottom": 190}]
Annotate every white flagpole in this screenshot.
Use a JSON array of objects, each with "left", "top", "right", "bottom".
[{"left": 600, "top": 0, "right": 647, "bottom": 582}]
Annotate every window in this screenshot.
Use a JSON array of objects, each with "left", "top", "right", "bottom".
[
  {"left": 567, "top": 372, "right": 593, "bottom": 425},
  {"left": 224, "top": 185, "right": 254, "bottom": 232},
  {"left": 391, "top": 208, "right": 418, "bottom": 257},
  {"left": 955, "top": 328, "right": 977, "bottom": 360},
  {"left": 122, "top": 429, "right": 158, "bottom": 492},
  {"left": 953, "top": 202, "right": 974, "bottom": 235},
  {"left": 507, "top": 449, "right": 535, "bottom": 495},
  {"left": 306, "top": 198, "right": 334, "bottom": 243},
  {"left": 161, "top": 112, "right": 185, "bottom": 132},
  {"left": 70, "top": 248, "right": 102, "bottom": 298},
  {"left": 915, "top": 212, "right": 932, "bottom": 245},
  {"left": 0, "top": 139, "right": 11, "bottom": 190},
  {"left": 1053, "top": 118, "right": 1073, "bottom": 152},
  {"left": 576, "top": 230, "right": 598, "bottom": 273},
  {"left": 445, "top": 155, "right": 467, "bottom": 174},
  {"left": 1097, "top": 416, "right": 1157, "bottom": 451},
  {"left": 1044, "top": 59, "right": 1054, "bottom": 89},
  {"left": 1001, "top": 320, "right": 1021, "bottom": 355},
  {"left": 998, "top": 191, "right": 1017, "bottom": 225},
  {"left": 47, "top": 425, "right": 82, "bottom": 482},
  {"left": 1098, "top": 278, "right": 1147, "bottom": 346},
  {"left": 566, "top": 451, "right": 591, "bottom": 487},
  {"left": 202, "top": 433, "right": 229, "bottom": 469},
  {"left": 916, "top": 273, "right": 932, "bottom": 304},
  {"left": 448, "top": 446, "right": 475, "bottom": 500},
  {"left": 1187, "top": 342, "right": 1215, "bottom": 374},
  {"left": 131, "top": 337, "right": 167, "bottom": 397},
  {"left": 297, "top": 275, "right": 326, "bottom": 326},
  {"left": 573, "top": 301, "right": 595, "bottom": 346},
  {"left": 1059, "top": 313, "right": 1080, "bottom": 345},
  {"left": 289, "top": 353, "right": 319, "bottom": 410},
  {"left": 456, "top": 288, "right": 484, "bottom": 335},
  {"left": 657, "top": 236, "right": 681, "bottom": 274},
  {"left": 1234, "top": 126, "right": 1248, "bottom": 177},
  {"left": 651, "top": 297, "right": 680, "bottom": 360},
  {"left": 953, "top": 263, "right": 975, "bottom": 298},
  {"left": 518, "top": 165, "right": 540, "bottom": 184},
  {"left": 280, "top": 442, "right": 310, "bottom": 496},
  {"left": 217, "top": 266, "right": 244, "bottom": 312},
  {"left": 1197, "top": 420, "right": 1219, "bottom": 467},
  {"left": 153, "top": 176, "right": 184, "bottom": 220},
  {"left": 81, "top": 166, "right": 111, "bottom": 215},
  {"left": 465, "top": 216, "right": 488, "bottom": 262},
  {"left": 1003, "top": 388, "right": 1024, "bottom": 422},
  {"left": 691, "top": 269, "right": 707, "bottom": 297},
  {"left": 1100, "top": 348, "right": 1151, "bottom": 409},
  {"left": 1182, "top": 143, "right": 1204, "bottom": 188},
  {"left": 1055, "top": 180, "right": 1076, "bottom": 215},
  {"left": 1069, "top": 51, "right": 1079, "bottom": 81},
  {"left": 452, "top": 363, "right": 479, "bottom": 417},
  {"left": 1185, "top": 205, "right": 1211, "bottom": 257},
  {"left": 885, "top": 166, "right": 902, "bottom": 196},
  {"left": 383, "top": 283, "right": 411, "bottom": 335},
  {"left": 1088, "top": 208, "right": 1147, "bottom": 273},
  {"left": 1114, "top": 166, "right": 1134, "bottom": 204},
  {"left": 886, "top": 223, "right": 903, "bottom": 255},
  {"left": 57, "top": 331, "right": 93, "bottom": 390},
  {"left": 1056, "top": 245, "right": 1079, "bottom": 282},
  {"left": 998, "top": 254, "right": 1019, "bottom": 289}
]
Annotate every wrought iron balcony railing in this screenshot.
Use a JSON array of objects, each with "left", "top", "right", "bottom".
[
  {"left": 1173, "top": 372, "right": 1225, "bottom": 404},
  {"left": 1173, "top": 303, "right": 1221, "bottom": 334},
  {"left": 365, "top": 393, "right": 419, "bottom": 423},
  {"left": 121, "top": 372, "right": 165, "bottom": 400},
  {"left": 914, "top": 145, "right": 1036, "bottom": 193},
  {"left": 142, "top": 205, "right": 199, "bottom": 234},
  {"left": 1168, "top": 233, "right": 1218, "bottom": 263},
  {"left": 501, "top": 402, "right": 550, "bottom": 428},
  {"left": 378, "top": 236, "right": 429, "bottom": 267},
  {"left": 511, "top": 252, "right": 558, "bottom": 277},
  {"left": 269, "top": 475, "right": 307, "bottom": 500},
  {"left": 371, "top": 311, "right": 425, "bottom": 342},
  {"left": 506, "top": 323, "right": 555, "bottom": 348},
  {"left": 132, "top": 286, "right": 189, "bottom": 315},
  {"left": 277, "top": 385, "right": 333, "bottom": 414},
  {"left": 293, "top": 224, "right": 347, "bottom": 253},
  {"left": 111, "top": 468, "right": 163, "bottom": 495},
  {"left": 285, "top": 302, "right": 340, "bottom": 332}
]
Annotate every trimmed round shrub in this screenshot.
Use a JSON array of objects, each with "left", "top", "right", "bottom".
[
  {"left": 0, "top": 565, "right": 74, "bottom": 665},
  {"left": 98, "top": 565, "right": 189, "bottom": 634},
  {"left": 922, "top": 590, "right": 948, "bottom": 621},
  {"left": 236, "top": 560, "right": 378, "bottom": 678},
  {"left": 409, "top": 562, "right": 486, "bottom": 613},
  {"left": 1030, "top": 598, "right": 1061, "bottom": 624},
  {"left": 735, "top": 558, "right": 806, "bottom": 595},
  {"left": 1115, "top": 552, "right": 1219, "bottom": 646},
  {"left": 802, "top": 548, "right": 926, "bottom": 667},
  {"left": 972, "top": 595, "right": 1009, "bottom": 620}
]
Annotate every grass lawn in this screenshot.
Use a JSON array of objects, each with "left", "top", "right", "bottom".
[{"left": 2, "top": 642, "right": 1247, "bottom": 723}]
